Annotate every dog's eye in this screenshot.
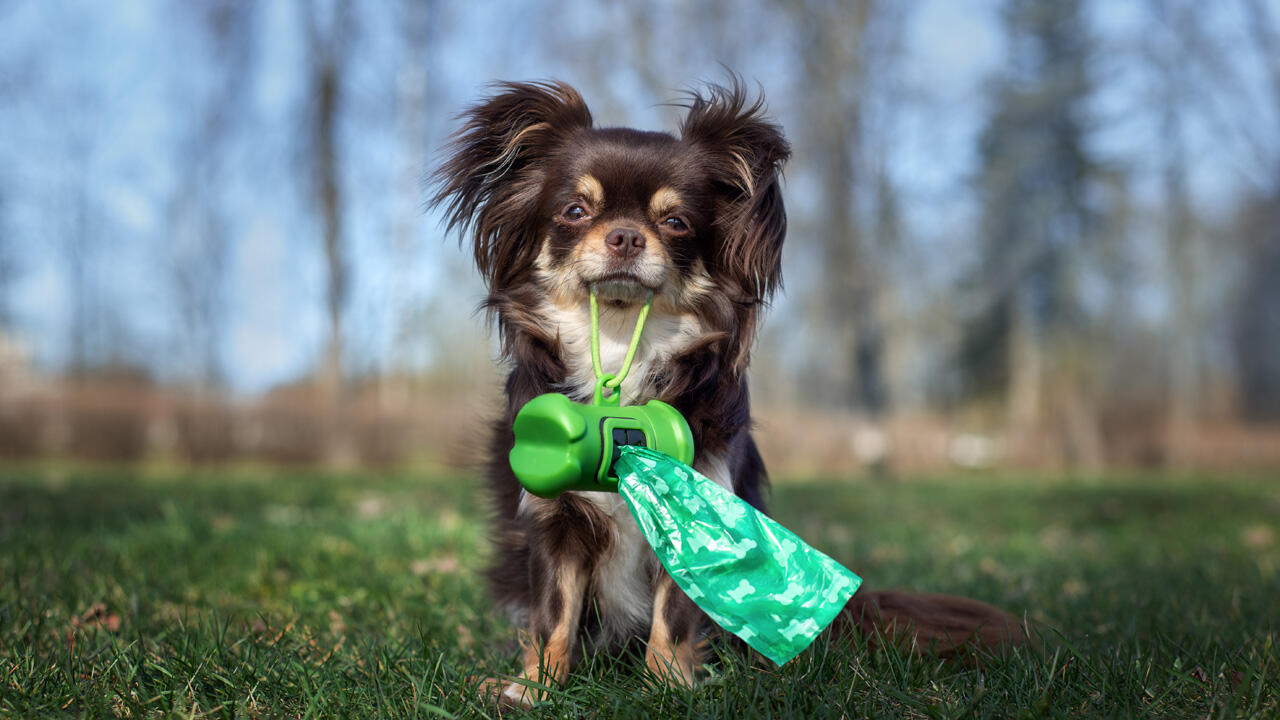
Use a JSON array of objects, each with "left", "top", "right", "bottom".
[
  {"left": 562, "top": 204, "right": 590, "bottom": 223},
  {"left": 662, "top": 216, "right": 689, "bottom": 234}
]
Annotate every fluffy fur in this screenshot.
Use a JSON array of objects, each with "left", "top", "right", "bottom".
[{"left": 433, "top": 79, "right": 1025, "bottom": 708}]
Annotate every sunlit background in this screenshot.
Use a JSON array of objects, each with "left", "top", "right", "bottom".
[{"left": 0, "top": 0, "right": 1276, "bottom": 474}]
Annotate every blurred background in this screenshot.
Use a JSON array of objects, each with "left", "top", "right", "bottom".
[{"left": 0, "top": 0, "right": 1276, "bottom": 475}]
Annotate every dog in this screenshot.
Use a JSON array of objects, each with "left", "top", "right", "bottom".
[{"left": 433, "top": 79, "right": 1025, "bottom": 708}]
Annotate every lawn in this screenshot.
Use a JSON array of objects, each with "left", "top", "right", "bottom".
[{"left": 1, "top": 464, "right": 1276, "bottom": 718}]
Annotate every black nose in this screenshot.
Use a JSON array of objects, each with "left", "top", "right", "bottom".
[{"left": 604, "top": 227, "right": 645, "bottom": 259}]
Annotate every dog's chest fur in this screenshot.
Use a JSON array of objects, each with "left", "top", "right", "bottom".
[{"left": 518, "top": 300, "right": 733, "bottom": 642}]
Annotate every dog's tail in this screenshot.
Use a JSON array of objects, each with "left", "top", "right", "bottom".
[{"left": 832, "top": 589, "right": 1033, "bottom": 661}]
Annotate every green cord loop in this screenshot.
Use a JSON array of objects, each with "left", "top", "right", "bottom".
[{"left": 589, "top": 286, "right": 654, "bottom": 397}]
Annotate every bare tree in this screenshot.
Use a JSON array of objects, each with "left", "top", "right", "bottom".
[
  {"left": 1231, "top": 0, "right": 1280, "bottom": 420},
  {"left": 65, "top": 133, "right": 94, "bottom": 377},
  {"left": 1151, "top": 0, "right": 1280, "bottom": 423},
  {"left": 159, "top": 0, "right": 258, "bottom": 461},
  {"left": 778, "top": 1, "right": 913, "bottom": 422},
  {"left": 964, "top": 0, "right": 1104, "bottom": 466},
  {"left": 384, "top": 0, "right": 435, "bottom": 411},
  {"left": 0, "top": 0, "right": 22, "bottom": 330},
  {"left": 1142, "top": 0, "right": 1203, "bottom": 458},
  {"left": 301, "top": 0, "right": 355, "bottom": 466},
  {"left": 813, "top": 0, "right": 873, "bottom": 414},
  {"left": 169, "top": 0, "right": 256, "bottom": 391},
  {"left": 0, "top": 187, "right": 14, "bottom": 331}
]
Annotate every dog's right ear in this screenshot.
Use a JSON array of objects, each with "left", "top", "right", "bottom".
[{"left": 432, "top": 81, "right": 593, "bottom": 288}]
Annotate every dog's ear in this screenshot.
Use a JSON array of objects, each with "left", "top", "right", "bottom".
[
  {"left": 433, "top": 81, "right": 592, "bottom": 288},
  {"left": 680, "top": 80, "right": 790, "bottom": 301}
]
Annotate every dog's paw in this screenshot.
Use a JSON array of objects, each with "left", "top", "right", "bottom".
[
  {"left": 642, "top": 654, "right": 700, "bottom": 692},
  {"left": 476, "top": 675, "right": 538, "bottom": 712}
]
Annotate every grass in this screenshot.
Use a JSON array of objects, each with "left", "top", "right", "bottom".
[{"left": 1, "top": 464, "right": 1277, "bottom": 719}]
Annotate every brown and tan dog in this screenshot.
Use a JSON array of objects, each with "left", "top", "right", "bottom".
[{"left": 433, "top": 79, "right": 1024, "bottom": 708}]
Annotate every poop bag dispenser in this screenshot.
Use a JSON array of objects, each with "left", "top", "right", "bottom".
[
  {"left": 507, "top": 287, "right": 862, "bottom": 665},
  {"left": 509, "top": 388, "right": 695, "bottom": 497}
]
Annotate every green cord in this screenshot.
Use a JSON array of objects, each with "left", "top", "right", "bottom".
[{"left": 589, "top": 286, "right": 654, "bottom": 392}]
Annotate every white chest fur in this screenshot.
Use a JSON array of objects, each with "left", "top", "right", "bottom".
[{"left": 541, "top": 299, "right": 702, "bottom": 405}]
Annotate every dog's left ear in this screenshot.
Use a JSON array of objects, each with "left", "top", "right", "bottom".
[{"left": 681, "top": 81, "right": 790, "bottom": 301}]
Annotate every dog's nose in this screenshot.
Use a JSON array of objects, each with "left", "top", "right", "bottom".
[{"left": 604, "top": 227, "right": 645, "bottom": 259}]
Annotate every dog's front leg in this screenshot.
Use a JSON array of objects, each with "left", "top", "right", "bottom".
[
  {"left": 498, "top": 560, "right": 589, "bottom": 708},
  {"left": 645, "top": 573, "right": 707, "bottom": 688},
  {"left": 494, "top": 497, "right": 603, "bottom": 709}
]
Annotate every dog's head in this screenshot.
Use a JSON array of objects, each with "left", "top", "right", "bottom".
[{"left": 433, "top": 80, "right": 790, "bottom": 309}]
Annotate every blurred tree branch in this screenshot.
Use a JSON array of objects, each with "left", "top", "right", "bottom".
[{"left": 1241, "top": 0, "right": 1280, "bottom": 136}]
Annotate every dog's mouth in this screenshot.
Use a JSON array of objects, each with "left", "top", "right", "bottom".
[
  {"left": 586, "top": 271, "right": 659, "bottom": 305},
  {"left": 593, "top": 271, "right": 652, "bottom": 287}
]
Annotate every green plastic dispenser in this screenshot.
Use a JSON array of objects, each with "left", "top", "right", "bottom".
[{"left": 510, "top": 385, "right": 695, "bottom": 498}]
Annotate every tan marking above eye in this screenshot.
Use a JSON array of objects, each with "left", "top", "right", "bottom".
[
  {"left": 575, "top": 174, "right": 605, "bottom": 209},
  {"left": 649, "top": 186, "right": 683, "bottom": 218}
]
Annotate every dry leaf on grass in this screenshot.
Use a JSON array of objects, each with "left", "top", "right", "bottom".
[
  {"left": 411, "top": 554, "right": 460, "bottom": 575},
  {"left": 72, "top": 603, "right": 121, "bottom": 632}
]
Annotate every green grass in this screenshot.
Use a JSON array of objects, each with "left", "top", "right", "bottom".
[{"left": 1, "top": 465, "right": 1277, "bottom": 718}]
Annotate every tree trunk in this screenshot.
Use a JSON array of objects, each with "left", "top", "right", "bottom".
[{"left": 1007, "top": 290, "right": 1041, "bottom": 429}]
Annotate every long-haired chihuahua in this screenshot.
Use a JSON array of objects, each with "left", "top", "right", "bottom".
[{"left": 433, "top": 79, "right": 1023, "bottom": 708}]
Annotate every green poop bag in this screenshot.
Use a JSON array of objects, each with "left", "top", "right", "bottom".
[{"left": 614, "top": 445, "right": 862, "bottom": 666}]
